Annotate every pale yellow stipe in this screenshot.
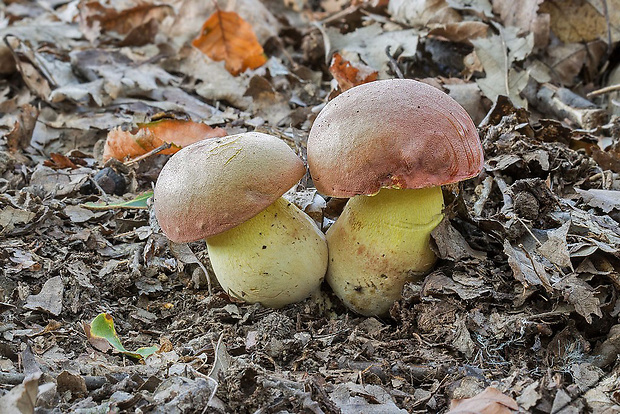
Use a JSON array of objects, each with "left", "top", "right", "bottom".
[
  {"left": 326, "top": 187, "right": 444, "bottom": 316},
  {"left": 206, "top": 197, "right": 328, "bottom": 308}
]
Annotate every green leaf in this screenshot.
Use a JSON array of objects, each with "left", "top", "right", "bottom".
[
  {"left": 81, "top": 191, "right": 153, "bottom": 211},
  {"left": 86, "top": 313, "right": 158, "bottom": 360}
]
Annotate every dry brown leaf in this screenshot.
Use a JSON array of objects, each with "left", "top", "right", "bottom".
[
  {"left": 448, "top": 387, "right": 519, "bottom": 414},
  {"left": 5, "top": 104, "right": 38, "bottom": 153},
  {"left": 78, "top": 0, "right": 173, "bottom": 45},
  {"left": 43, "top": 153, "right": 85, "bottom": 170},
  {"left": 103, "top": 119, "right": 227, "bottom": 162},
  {"left": 329, "top": 52, "right": 378, "bottom": 93},
  {"left": 192, "top": 9, "right": 267, "bottom": 76},
  {"left": 428, "top": 21, "right": 489, "bottom": 45},
  {"left": 389, "top": 0, "right": 461, "bottom": 27},
  {"left": 492, "top": 0, "right": 549, "bottom": 48},
  {"left": 539, "top": 0, "right": 606, "bottom": 43},
  {"left": 591, "top": 144, "right": 620, "bottom": 173}
]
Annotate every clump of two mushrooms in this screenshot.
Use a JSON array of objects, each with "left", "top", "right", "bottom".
[{"left": 154, "top": 79, "right": 483, "bottom": 315}]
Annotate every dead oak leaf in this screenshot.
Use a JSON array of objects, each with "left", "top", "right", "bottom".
[
  {"left": 471, "top": 25, "right": 533, "bottom": 107},
  {"left": 192, "top": 10, "right": 267, "bottom": 76}
]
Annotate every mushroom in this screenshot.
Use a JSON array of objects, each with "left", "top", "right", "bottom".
[
  {"left": 155, "top": 132, "right": 328, "bottom": 308},
  {"left": 307, "top": 79, "right": 484, "bottom": 316}
]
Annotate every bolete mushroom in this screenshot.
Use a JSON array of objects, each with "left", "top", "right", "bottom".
[
  {"left": 155, "top": 132, "right": 328, "bottom": 308},
  {"left": 307, "top": 79, "right": 484, "bottom": 316}
]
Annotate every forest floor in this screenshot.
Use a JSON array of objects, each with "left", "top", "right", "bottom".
[{"left": 1, "top": 0, "right": 620, "bottom": 413}]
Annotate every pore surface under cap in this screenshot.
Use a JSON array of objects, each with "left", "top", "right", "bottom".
[
  {"left": 154, "top": 132, "right": 305, "bottom": 243},
  {"left": 307, "top": 79, "right": 484, "bottom": 197}
]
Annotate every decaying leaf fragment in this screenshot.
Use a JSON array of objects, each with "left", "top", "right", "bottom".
[
  {"left": 103, "top": 118, "right": 227, "bottom": 162},
  {"left": 326, "top": 23, "right": 419, "bottom": 78},
  {"left": 448, "top": 387, "right": 518, "bottom": 414},
  {"left": 329, "top": 52, "right": 378, "bottom": 93},
  {"left": 0, "top": 374, "right": 39, "bottom": 414},
  {"left": 192, "top": 9, "right": 267, "bottom": 75}
]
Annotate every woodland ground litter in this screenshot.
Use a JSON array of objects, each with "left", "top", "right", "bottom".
[{"left": 1, "top": 0, "right": 620, "bottom": 413}]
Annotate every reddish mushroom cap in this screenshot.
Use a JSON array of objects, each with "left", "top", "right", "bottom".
[
  {"left": 307, "top": 79, "right": 484, "bottom": 197},
  {"left": 154, "top": 132, "right": 305, "bottom": 243}
]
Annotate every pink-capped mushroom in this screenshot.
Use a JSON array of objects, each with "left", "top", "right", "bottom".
[
  {"left": 155, "top": 132, "right": 328, "bottom": 308},
  {"left": 308, "top": 79, "right": 484, "bottom": 316}
]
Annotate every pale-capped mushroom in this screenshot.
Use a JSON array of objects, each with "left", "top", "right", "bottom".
[
  {"left": 155, "top": 132, "right": 328, "bottom": 308},
  {"left": 307, "top": 79, "right": 484, "bottom": 316}
]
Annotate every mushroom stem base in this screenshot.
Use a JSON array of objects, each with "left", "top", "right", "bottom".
[
  {"left": 326, "top": 187, "right": 444, "bottom": 316},
  {"left": 206, "top": 197, "right": 328, "bottom": 308}
]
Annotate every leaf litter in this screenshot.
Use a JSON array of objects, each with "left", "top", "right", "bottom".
[{"left": 1, "top": 0, "right": 620, "bottom": 413}]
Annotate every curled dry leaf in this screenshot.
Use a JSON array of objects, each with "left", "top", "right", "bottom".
[
  {"left": 192, "top": 9, "right": 267, "bottom": 76},
  {"left": 329, "top": 52, "right": 378, "bottom": 93},
  {"left": 103, "top": 119, "right": 227, "bottom": 162},
  {"left": 448, "top": 387, "right": 518, "bottom": 414}
]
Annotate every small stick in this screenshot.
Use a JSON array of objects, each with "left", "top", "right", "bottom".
[
  {"left": 586, "top": 83, "right": 620, "bottom": 98},
  {"left": 0, "top": 372, "right": 107, "bottom": 390},
  {"left": 385, "top": 46, "right": 404, "bottom": 79},
  {"left": 124, "top": 142, "right": 172, "bottom": 166}
]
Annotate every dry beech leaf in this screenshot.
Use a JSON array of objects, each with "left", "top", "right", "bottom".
[
  {"left": 448, "top": 387, "right": 519, "bottom": 414},
  {"left": 103, "top": 119, "right": 227, "bottom": 162},
  {"left": 192, "top": 9, "right": 267, "bottom": 76},
  {"left": 329, "top": 52, "right": 378, "bottom": 93}
]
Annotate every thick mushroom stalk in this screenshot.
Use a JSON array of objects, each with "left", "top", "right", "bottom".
[
  {"left": 155, "top": 132, "right": 328, "bottom": 308},
  {"left": 207, "top": 197, "right": 327, "bottom": 308},
  {"left": 308, "top": 79, "right": 484, "bottom": 316},
  {"left": 326, "top": 187, "right": 444, "bottom": 316}
]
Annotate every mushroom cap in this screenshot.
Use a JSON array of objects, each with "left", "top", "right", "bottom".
[
  {"left": 307, "top": 79, "right": 484, "bottom": 197},
  {"left": 154, "top": 132, "right": 305, "bottom": 243}
]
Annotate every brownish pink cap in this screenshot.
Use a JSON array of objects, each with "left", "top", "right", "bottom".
[
  {"left": 154, "top": 132, "right": 305, "bottom": 243},
  {"left": 307, "top": 79, "right": 484, "bottom": 197}
]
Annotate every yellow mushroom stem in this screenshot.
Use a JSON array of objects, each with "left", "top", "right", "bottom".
[
  {"left": 325, "top": 186, "right": 445, "bottom": 316},
  {"left": 206, "top": 196, "right": 328, "bottom": 308}
]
